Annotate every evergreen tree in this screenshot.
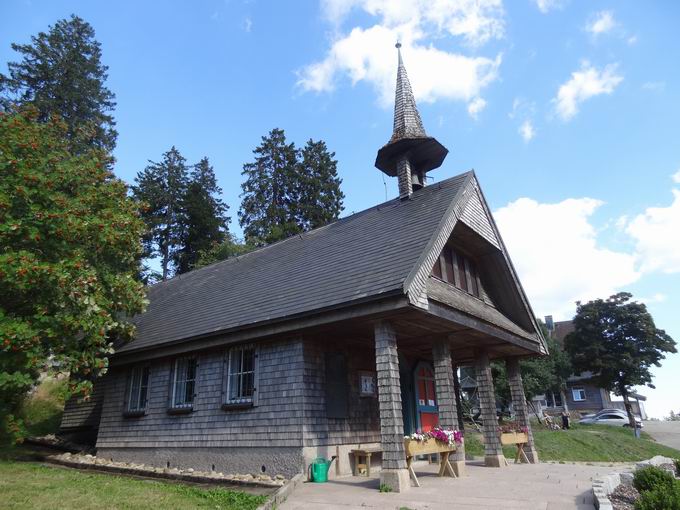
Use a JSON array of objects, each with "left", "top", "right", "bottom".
[
  {"left": 132, "top": 147, "right": 188, "bottom": 281},
  {"left": 0, "top": 15, "right": 117, "bottom": 153},
  {"left": 195, "top": 234, "right": 254, "bottom": 268},
  {"left": 239, "top": 129, "right": 301, "bottom": 246},
  {"left": 174, "top": 158, "right": 229, "bottom": 274},
  {"left": 239, "top": 129, "right": 345, "bottom": 246},
  {"left": 565, "top": 292, "right": 676, "bottom": 427},
  {"left": 297, "top": 139, "right": 344, "bottom": 230}
]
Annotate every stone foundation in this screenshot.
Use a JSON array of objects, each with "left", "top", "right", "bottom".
[
  {"left": 96, "top": 446, "right": 303, "bottom": 478},
  {"left": 380, "top": 468, "right": 410, "bottom": 492}
]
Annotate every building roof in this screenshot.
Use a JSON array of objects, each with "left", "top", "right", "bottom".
[{"left": 119, "top": 172, "right": 473, "bottom": 354}]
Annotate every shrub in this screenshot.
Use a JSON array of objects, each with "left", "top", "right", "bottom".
[
  {"left": 635, "top": 482, "right": 680, "bottom": 510},
  {"left": 675, "top": 458, "right": 680, "bottom": 477},
  {"left": 633, "top": 465, "right": 676, "bottom": 494}
]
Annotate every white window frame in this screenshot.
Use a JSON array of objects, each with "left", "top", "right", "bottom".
[
  {"left": 223, "top": 345, "right": 258, "bottom": 408},
  {"left": 125, "top": 365, "right": 150, "bottom": 415},
  {"left": 572, "top": 387, "right": 587, "bottom": 402},
  {"left": 170, "top": 357, "right": 197, "bottom": 410}
]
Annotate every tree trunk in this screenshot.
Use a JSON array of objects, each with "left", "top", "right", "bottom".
[
  {"left": 621, "top": 390, "right": 636, "bottom": 428},
  {"left": 528, "top": 400, "right": 544, "bottom": 425},
  {"left": 560, "top": 389, "right": 569, "bottom": 413}
]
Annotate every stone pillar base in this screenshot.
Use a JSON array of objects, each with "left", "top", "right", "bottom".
[
  {"left": 451, "top": 459, "right": 466, "bottom": 477},
  {"left": 525, "top": 448, "right": 539, "bottom": 464},
  {"left": 380, "top": 468, "right": 411, "bottom": 493},
  {"left": 484, "top": 454, "right": 507, "bottom": 468}
]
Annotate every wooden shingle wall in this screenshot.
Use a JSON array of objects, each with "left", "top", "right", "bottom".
[
  {"left": 302, "top": 340, "right": 380, "bottom": 447},
  {"left": 95, "top": 338, "right": 305, "bottom": 449}
]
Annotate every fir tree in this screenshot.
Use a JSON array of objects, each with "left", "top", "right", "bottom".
[
  {"left": 132, "top": 147, "right": 188, "bottom": 281},
  {"left": 239, "top": 129, "right": 301, "bottom": 246},
  {"left": 0, "top": 15, "right": 117, "bottom": 153},
  {"left": 297, "top": 139, "right": 344, "bottom": 230},
  {"left": 239, "top": 129, "right": 345, "bottom": 246},
  {"left": 174, "top": 158, "right": 229, "bottom": 274}
]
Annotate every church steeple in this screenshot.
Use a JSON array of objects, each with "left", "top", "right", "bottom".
[{"left": 375, "top": 43, "right": 448, "bottom": 199}]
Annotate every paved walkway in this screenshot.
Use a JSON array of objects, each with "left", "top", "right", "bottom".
[
  {"left": 643, "top": 420, "right": 680, "bottom": 450},
  {"left": 281, "top": 461, "right": 631, "bottom": 510}
]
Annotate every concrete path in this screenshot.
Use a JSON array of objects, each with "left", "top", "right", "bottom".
[
  {"left": 643, "top": 420, "right": 680, "bottom": 450},
  {"left": 280, "top": 461, "right": 631, "bottom": 510}
]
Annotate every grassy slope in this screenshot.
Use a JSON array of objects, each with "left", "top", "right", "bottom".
[
  {"left": 0, "top": 446, "right": 267, "bottom": 510},
  {"left": 465, "top": 423, "right": 680, "bottom": 462}
]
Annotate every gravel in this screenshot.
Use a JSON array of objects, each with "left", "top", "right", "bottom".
[{"left": 609, "top": 484, "right": 640, "bottom": 510}]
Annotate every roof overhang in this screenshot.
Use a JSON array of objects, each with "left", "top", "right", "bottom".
[{"left": 375, "top": 137, "right": 448, "bottom": 176}]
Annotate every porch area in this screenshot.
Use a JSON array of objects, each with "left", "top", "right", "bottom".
[
  {"left": 302, "top": 302, "right": 543, "bottom": 491},
  {"left": 281, "top": 460, "right": 601, "bottom": 510}
]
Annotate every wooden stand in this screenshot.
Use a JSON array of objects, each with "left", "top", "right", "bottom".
[
  {"left": 350, "top": 447, "right": 382, "bottom": 477},
  {"left": 404, "top": 438, "right": 457, "bottom": 487},
  {"left": 500, "top": 432, "right": 529, "bottom": 464}
]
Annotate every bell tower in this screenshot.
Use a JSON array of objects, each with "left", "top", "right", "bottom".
[{"left": 375, "top": 43, "right": 449, "bottom": 199}]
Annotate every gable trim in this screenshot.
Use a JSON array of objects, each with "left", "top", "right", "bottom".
[{"left": 402, "top": 171, "right": 475, "bottom": 308}]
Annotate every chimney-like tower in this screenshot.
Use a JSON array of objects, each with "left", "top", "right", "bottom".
[{"left": 375, "top": 43, "right": 448, "bottom": 199}]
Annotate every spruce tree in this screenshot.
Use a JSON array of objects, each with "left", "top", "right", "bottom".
[
  {"left": 297, "top": 139, "right": 344, "bottom": 230},
  {"left": 239, "top": 129, "right": 345, "bottom": 246},
  {"left": 0, "top": 15, "right": 117, "bottom": 153},
  {"left": 239, "top": 129, "right": 301, "bottom": 246},
  {"left": 174, "top": 158, "right": 229, "bottom": 274},
  {"left": 132, "top": 147, "right": 188, "bottom": 281}
]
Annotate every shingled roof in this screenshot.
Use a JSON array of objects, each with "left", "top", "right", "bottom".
[{"left": 118, "top": 171, "right": 473, "bottom": 354}]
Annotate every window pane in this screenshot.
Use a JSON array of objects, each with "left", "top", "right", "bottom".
[
  {"left": 468, "top": 260, "right": 479, "bottom": 297},
  {"left": 456, "top": 253, "right": 468, "bottom": 291},
  {"left": 128, "top": 368, "right": 141, "bottom": 411},
  {"left": 432, "top": 256, "right": 442, "bottom": 278},
  {"left": 443, "top": 248, "right": 454, "bottom": 284},
  {"left": 137, "top": 367, "right": 149, "bottom": 409}
]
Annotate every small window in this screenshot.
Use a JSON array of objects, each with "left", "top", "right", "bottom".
[
  {"left": 125, "top": 366, "right": 150, "bottom": 416},
  {"left": 224, "top": 346, "right": 256, "bottom": 407},
  {"left": 170, "top": 357, "right": 197, "bottom": 411},
  {"left": 572, "top": 388, "right": 587, "bottom": 401},
  {"left": 359, "top": 371, "right": 376, "bottom": 396}
]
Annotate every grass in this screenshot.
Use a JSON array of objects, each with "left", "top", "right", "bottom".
[
  {"left": 0, "top": 446, "right": 268, "bottom": 510},
  {"left": 19, "top": 377, "right": 67, "bottom": 437},
  {"left": 464, "top": 423, "right": 680, "bottom": 462}
]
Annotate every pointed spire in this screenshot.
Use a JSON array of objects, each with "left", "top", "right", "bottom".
[
  {"left": 391, "top": 42, "right": 427, "bottom": 142},
  {"left": 375, "top": 43, "right": 449, "bottom": 197}
]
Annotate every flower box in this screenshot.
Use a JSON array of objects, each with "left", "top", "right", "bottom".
[
  {"left": 404, "top": 437, "right": 456, "bottom": 457},
  {"left": 500, "top": 432, "right": 528, "bottom": 445}
]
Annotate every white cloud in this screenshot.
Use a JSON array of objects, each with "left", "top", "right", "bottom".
[
  {"left": 299, "top": 0, "right": 504, "bottom": 106},
  {"left": 673, "top": 169, "right": 680, "bottom": 184},
  {"left": 627, "top": 35, "right": 638, "bottom": 46},
  {"left": 642, "top": 81, "right": 665, "bottom": 92},
  {"left": 586, "top": 10, "right": 616, "bottom": 36},
  {"left": 242, "top": 17, "right": 252, "bottom": 32},
  {"left": 532, "top": 0, "right": 565, "bottom": 14},
  {"left": 494, "top": 197, "right": 639, "bottom": 319},
  {"left": 626, "top": 190, "right": 680, "bottom": 274},
  {"left": 554, "top": 62, "right": 623, "bottom": 121},
  {"left": 519, "top": 119, "right": 535, "bottom": 142},
  {"left": 467, "top": 97, "right": 487, "bottom": 119}
]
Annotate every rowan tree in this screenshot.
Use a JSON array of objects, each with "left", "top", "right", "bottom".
[{"left": 0, "top": 109, "right": 146, "bottom": 441}]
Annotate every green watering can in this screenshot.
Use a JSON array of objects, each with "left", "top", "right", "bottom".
[{"left": 310, "top": 456, "right": 336, "bottom": 483}]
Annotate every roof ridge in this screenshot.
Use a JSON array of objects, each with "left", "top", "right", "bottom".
[{"left": 150, "top": 171, "right": 474, "bottom": 287}]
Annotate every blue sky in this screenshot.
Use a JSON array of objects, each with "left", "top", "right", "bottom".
[{"left": 2, "top": 0, "right": 679, "bottom": 418}]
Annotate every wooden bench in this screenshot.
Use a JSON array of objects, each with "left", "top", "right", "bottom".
[{"left": 350, "top": 447, "right": 382, "bottom": 477}]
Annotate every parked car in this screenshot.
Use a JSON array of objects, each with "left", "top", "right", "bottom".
[
  {"left": 579, "top": 410, "right": 643, "bottom": 428},
  {"left": 580, "top": 408, "right": 624, "bottom": 419}
]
